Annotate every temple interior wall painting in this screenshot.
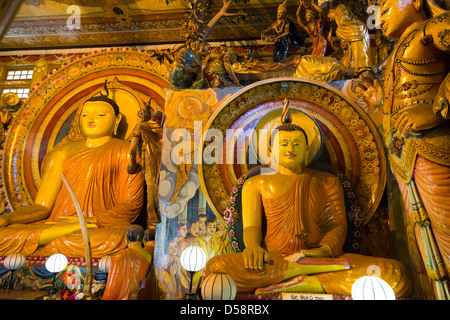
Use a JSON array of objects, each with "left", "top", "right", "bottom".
[{"left": 0, "top": 0, "right": 449, "bottom": 301}]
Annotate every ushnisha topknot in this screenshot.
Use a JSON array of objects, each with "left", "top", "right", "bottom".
[
  {"left": 270, "top": 98, "right": 309, "bottom": 146},
  {"left": 281, "top": 98, "right": 292, "bottom": 125}
]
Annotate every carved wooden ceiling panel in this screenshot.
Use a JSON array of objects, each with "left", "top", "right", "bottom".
[{"left": 0, "top": 0, "right": 282, "bottom": 50}]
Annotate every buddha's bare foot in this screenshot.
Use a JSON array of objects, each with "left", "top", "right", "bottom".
[{"left": 254, "top": 275, "right": 324, "bottom": 295}]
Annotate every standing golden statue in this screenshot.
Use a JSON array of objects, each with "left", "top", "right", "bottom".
[
  {"left": 376, "top": 0, "right": 450, "bottom": 300},
  {"left": 127, "top": 97, "right": 164, "bottom": 227},
  {"left": 204, "top": 101, "right": 411, "bottom": 297}
]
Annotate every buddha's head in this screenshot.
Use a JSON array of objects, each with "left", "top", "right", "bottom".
[
  {"left": 270, "top": 123, "right": 309, "bottom": 171},
  {"left": 379, "top": 0, "right": 446, "bottom": 40},
  {"left": 80, "top": 95, "right": 122, "bottom": 140}
]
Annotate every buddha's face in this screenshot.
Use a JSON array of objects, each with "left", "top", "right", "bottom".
[
  {"left": 271, "top": 130, "right": 308, "bottom": 170},
  {"left": 80, "top": 101, "right": 117, "bottom": 139},
  {"left": 379, "top": 0, "right": 419, "bottom": 40}
]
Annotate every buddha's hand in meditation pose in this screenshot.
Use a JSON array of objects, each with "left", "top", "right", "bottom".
[{"left": 243, "top": 244, "right": 270, "bottom": 270}]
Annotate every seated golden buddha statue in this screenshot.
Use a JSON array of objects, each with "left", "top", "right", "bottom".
[
  {"left": 0, "top": 90, "right": 144, "bottom": 258},
  {"left": 205, "top": 111, "right": 411, "bottom": 297}
]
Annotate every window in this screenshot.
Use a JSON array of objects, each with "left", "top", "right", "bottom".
[
  {"left": 1, "top": 68, "right": 34, "bottom": 101},
  {"left": 2, "top": 88, "right": 30, "bottom": 99},
  {"left": 6, "top": 69, "right": 34, "bottom": 81}
]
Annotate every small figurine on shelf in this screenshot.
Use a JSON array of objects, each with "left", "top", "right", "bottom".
[
  {"left": 296, "top": 0, "right": 327, "bottom": 56},
  {"left": 261, "top": 0, "right": 305, "bottom": 62},
  {"left": 326, "top": 4, "right": 373, "bottom": 78},
  {"left": 205, "top": 45, "right": 242, "bottom": 88}
]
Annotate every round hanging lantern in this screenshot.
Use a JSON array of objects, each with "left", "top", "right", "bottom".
[
  {"left": 351, "top": 276, "right": 396, "bottom": 300},
  {"left": 3, "top": 253, "right": 26, "bottom": 271},
  {"left": 45, "top": 254, "right": 68, "bottom": 273},
  {"left": 180, "top": 246, "right": 206, "bottom": 272},
  {"left": 201, "top": 272, "right": 237, "bottom": 300},
  {"left": 98, "top": 255, "right": 112, "bottom": 274}
]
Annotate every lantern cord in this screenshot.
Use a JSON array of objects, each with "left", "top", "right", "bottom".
[{"left": 60, "top": 173, "right": 93, "bottom": 298}]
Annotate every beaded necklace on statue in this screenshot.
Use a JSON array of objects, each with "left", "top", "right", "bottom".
[{"left": 275, "top": 19, "right": 286, "bottom": 35}]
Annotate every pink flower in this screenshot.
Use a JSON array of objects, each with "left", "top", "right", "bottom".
[
  {"left": 237, "top": 178, "right": 245, "bottom": 185},
  {"left": 228, "top": 206, "right": 235, "bottom": 213},
  {"left": 348, "top": 210, "right": 356, "bottom": 220},
  {"left": 229, "top": 230, "right": 235, "bottom": 237},
  {"left": 348, "top": 192, "right": 355, "bottom": 199},
  {"left": 223, "top": 210, "right": 230, "bottom": 218},
  {"left": 227, "top": 220, "right": 234, "bottom": 226},
  {"left": 229, "top": 196, "right": 236, "bottom": 204},
  {"left": 343, "top": 181, "right": 351, "bottom": 188},
  {"left": 232, "top": 187, "right": 239, "bottom": 194},
  {"left": 232, "top": 241, "right": 239, "bottom": 249},
  {"left": 357, "top": 210, "right": 365, "bottom": 220}
]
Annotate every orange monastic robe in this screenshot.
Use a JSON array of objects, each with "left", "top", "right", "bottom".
[
  {"left": 0, "top": 139, "right": 144, "bottom": 257},
  {"left": 102, "top": 247, "right": 151, "bottom": 300},
  {"left": 206, "top": 170, "right": 411, "bottom": 297}
]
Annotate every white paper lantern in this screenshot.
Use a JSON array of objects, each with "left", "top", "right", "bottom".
[
  {"left": 98, "top": 255, "right": 112, "bottom": 274},
  {"left": 201, "top": 272, "right": 237, "bottom": 300},
  {"left": 180, "top": 246, "right": 206, "bottom": 272},
  {"left": 3, "top": 253, "right": 26, "bottom": 271},
  {"left": 45, "top": 254, "right": 68, "bottom": 273},
  {"left": 351, "top": 276, "right": 396, "bottom": 300}
]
